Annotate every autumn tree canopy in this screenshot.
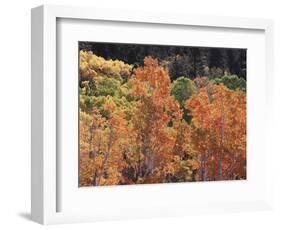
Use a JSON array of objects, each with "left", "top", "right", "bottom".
[{"left": 79, "top": 45, "right": 246, "bottom": 187}]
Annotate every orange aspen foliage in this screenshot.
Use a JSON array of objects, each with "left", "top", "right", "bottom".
[
  {"left": 80, "top": 101, "right": 129, "bottom": 186},
  {"left": 185, "top": 84, "right": 246, "bottom": 181},
  {"left": 129, "top": 57, "right": 189, "bottom": 183}
]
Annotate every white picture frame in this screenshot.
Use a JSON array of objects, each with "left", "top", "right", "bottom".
[{"left": 31, "top": 4, "right": 274, "bottom": 225}]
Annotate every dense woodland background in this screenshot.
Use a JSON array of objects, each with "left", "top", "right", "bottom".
[
  {"left": 79, "top": 42, "right": 246, "bottom": 187},
  {"left": 79, "top": 42, "right": 246, "bottom": 80}
]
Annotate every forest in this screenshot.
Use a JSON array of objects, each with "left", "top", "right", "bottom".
[{"left": 79, "top": 42, "right": 246, "bottom": 187}]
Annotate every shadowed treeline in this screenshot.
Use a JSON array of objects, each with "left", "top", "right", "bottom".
[{"left": 79, "top": 42, "right": 246, "bottom": 80}]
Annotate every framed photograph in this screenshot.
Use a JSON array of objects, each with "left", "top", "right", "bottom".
[{"left": 31, "top": 5, "right": 274, "bottom": 225}]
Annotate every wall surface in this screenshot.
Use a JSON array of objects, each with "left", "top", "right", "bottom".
[{"left": 0, "top": 0, "right": 280, "bottom": 229}]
